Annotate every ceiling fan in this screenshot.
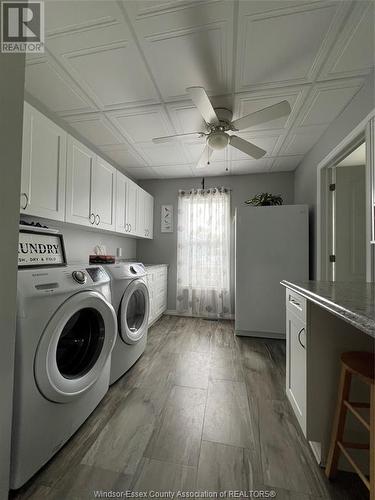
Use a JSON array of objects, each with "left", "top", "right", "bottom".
[{"left": 152, "top": 86, "right": 291, "bottom": 169}]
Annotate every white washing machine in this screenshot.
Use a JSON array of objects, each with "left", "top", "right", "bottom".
[
  {"left": 103, "top": 263, "right": 149, "bottom": 385},
  {"left": 11, "top": 265, "right": 117, "bottom": 489}
]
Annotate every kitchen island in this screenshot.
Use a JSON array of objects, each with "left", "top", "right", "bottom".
[{"left": 281, "top": 280, "right": 374, "bottom": 469}]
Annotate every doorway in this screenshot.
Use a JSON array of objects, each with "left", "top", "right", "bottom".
[{"left": 321, "top": 139, "right": 367, "bottom": 282}]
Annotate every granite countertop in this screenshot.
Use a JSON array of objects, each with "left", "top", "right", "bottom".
[
  {"left": 281, "top": 280, "right": 375, "bottom": 338},
  {"left": 144, "top": 263, "right": 169, "bottom": 268}
]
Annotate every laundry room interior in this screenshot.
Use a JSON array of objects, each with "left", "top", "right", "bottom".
[{"left": 1, "top": 1, "right": 375, "bottom": 499}]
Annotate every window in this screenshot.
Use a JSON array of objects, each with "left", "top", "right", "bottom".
[{"left": 176, "top": 188, "right": 231, "bottom": 318}]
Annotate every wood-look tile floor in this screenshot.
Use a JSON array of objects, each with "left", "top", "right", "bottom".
[{"left": 11, "top": 316, "right": 369, "bottom": 500}]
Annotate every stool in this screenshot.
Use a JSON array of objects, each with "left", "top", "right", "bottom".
[{"left": 325, "top": 351, "right": 374, "bottom": 500}]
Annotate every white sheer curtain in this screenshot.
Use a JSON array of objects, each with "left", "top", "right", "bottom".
[{"left": 176, "top": 187, "right": 231, "bottom": 318}]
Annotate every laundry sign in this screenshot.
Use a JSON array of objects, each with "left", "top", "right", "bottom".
[{"left": 18, "top": 230, "right": 66, "bottom": 267}]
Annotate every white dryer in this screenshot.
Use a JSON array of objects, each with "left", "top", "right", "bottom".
[
  {"left": 11, "top": 265, "right": 117, "bottom": 489},
  {"left": 103, "top": 263, "right": 149, "bottom": 384}
]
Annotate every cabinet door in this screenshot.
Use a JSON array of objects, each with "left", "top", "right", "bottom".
[
  {"left": 286, "top": 307, "right": 307, "bottom": 434},
  {"left": 115, "top": 170, "right": 126, "bottom": 233},
  {"left": 66, "top": 137, "right": 95, "bottom": 227},
  {"left": 136, "top": 188, "right": 146, "bottom": 238},
  {"left": 92, "top": 157, "right": 116, "bottom": 231},
  {"left": 145, "top": 192, "right": 154, "bottom": 239},
  {"left": 21, "top": 102, "right": 67, "bottom": 221},
  {"left": 125, "top": 179, "right": 138, "bottom": 236}
]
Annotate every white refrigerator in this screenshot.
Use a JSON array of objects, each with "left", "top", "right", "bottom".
[{"left": 235, "top": 204, "right": 309, "bottom": 338}]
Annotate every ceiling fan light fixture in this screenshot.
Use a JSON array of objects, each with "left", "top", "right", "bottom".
[{"left": 207, "top": 131, "right": 229, "bottom": 150}]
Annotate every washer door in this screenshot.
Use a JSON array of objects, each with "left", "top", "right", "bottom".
[
  {"left": 119, "top": 279, "right": 149, "bottom": 345},
  {"left": 35, "top": 291, "right": 117, "bottom": 403}
]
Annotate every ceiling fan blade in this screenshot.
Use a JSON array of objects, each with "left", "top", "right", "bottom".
[
  {"left": 152, "top": 131, "right": 203, "bottom": 144},
  {"left": 231, "top": 100, "right": 291, "bottom": 131},
  {"left": 230, "top": 135, "right": 266, "bottom": 160},
  {"left": 186, "top": 86, "right": 219, "bottom": 126},
  {"left": 196, "top": 145, "right": 214, "bottom": 169}
]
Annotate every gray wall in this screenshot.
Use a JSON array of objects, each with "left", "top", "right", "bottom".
[
  {"left": 21, "top": 216, "right": 137, "bottom": 264},
  {"left": 137, "top": 172, "right": 294, "bottom": 311},
  {"left": 294, "top": 73, "right": 375, "bottom": 278},
  {"left": 0, "top": 52, "right": 25, "bottom": 498}
]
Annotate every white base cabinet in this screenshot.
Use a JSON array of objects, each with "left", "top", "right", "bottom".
[
  {"left": 146, "top": 265, "right": 168, "bottom": 326},
  {"left": 286, "top": 289, "right": 307, "bottom": 435},
  {"left": 21, "top": 102, "right": 67, "bottom": 221}
]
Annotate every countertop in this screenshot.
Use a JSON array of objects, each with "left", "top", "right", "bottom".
[
  {"left": 144, "top": 264, "right": 168, "bottom": 268},
  {"left": 281, "top": 280, "right": 375, "bottom": 338}
]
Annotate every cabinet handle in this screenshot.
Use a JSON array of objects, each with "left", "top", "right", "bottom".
[
  {"left": 20, "top": 192, "right": 29, "bottom": 210},
  {"left": 89, "top": 213, "right": 95, "bottom": 224},
  {"left": 298, "top": 328, "right": 306, "bottom": 349},
  {"left": 95, "top": 214, "right": 100, "bottom": 225},
  {"left": 129, "top": 223, "right": 132, "bottom": 232},
  {"left": 125, "top": 223, "right": 129, "bottom": 232}
]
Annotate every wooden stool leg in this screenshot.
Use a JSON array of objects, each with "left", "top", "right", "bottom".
[
  {"left": 326, "top": 365, "right": 352, "bottom": 479},
  {"left": 370, "top": 383, "right": 374, "bottom": 500}
]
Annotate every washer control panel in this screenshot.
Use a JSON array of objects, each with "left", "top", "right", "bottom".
[{"left": 72, "top": 270, "right": 87, "bottom": 284}]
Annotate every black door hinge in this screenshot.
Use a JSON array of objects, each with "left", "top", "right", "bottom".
[
  {"left": 329, "top": 183, "right": 336, "bottom": 191},
  {"left": 329, "top": 254, "right": 336, "bottom": 263}
]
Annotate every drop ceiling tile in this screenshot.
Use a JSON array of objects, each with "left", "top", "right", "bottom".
[
  {"left": 191, "top": 161, "right": 230, "bottom": 177},
  {"left": 151, "top": 165, "right": 194, "bottom": 179},
  {"left": 297, "top": 79, "right": 364, "bottom": 128},
  {"left": 59, "top": 41, "right": 159, "bottom": 109},
  {"left": 45, "top": 0, "right": 123, "bottom": 37},
  {"left": 319, "top": 2, "right": 375, "bottom": 80},
  {"left": 25, "top": 58, "right": 94, "bottom": 114},
  {"left": 124, "top": 0, "right": 234, "bottom": 99},
  {"left": 233, "top": 86, "right": 307, "bottom": 132},
  {"left": 99, "top": 145, "right": 146, "bottom": 169},
  {"left": 167, "top": 101, "right": 207, "bottom": 134},
  {"left": 279, "top": 125, "right": 324, "bottom": 156},
  {"left": 106, "top": 106, "right": 174, "bottom": 144},
  {"left": 270, "top": 155, "right": 303, "bottom": 172},
  {"left": 231, "top": 158, "right": 273, "bottom": 175},
  {"left": 236, "top": 1, "right": 346, "bottom": 90},
  {"left": 123, "top": 166, "right": 160, "bottom": 179},
  {"left": 64, "top": 113, "right": 125, "bottom": 146},
  {"left": 138, "top": 142, "right": 190, "bottom": 165}
]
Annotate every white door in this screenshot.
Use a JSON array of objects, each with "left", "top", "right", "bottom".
[
  {"left": 92, "top": 157, "right": 116, "bottom": 231},
  {"left": 21, "top": 102, "right": 67, "bottom": 221},
  {"left": 286, "top": 308, "right": 307, "bottom": 434},
  {"left": 126, "top": 179, "right": 138, "bottom": 236},
  {"left": 66, "top": 137, "right": 95, "bottom": 227},
  {"left": 335, "top": 165, "right": 366, "bottom": 281}
]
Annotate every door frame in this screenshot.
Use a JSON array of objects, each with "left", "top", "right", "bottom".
[{"left": 316, "top": 110, "right": 375, "bottom": 282}]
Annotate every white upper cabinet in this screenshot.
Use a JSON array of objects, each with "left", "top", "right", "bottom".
[
  {"left": 21, "top": 102, "right": 67, "bottom": 221},
  {"left": 116, "top": 171, "right": 138, "bottom": 236},
  {"left": 66, "top": 137, "right": 116, "bottom": 231},
  {"left": 66, "top": 137, "right": 95, "bottom": 227},
  {"left": 93, "top": 157, "right": 116, "bottom": 231},
  {"left": 21, "top": 102, "right": 152, "bottom": 239},
  {"left": 136, "top": 188, "right": 153, "bottom": 239}
]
